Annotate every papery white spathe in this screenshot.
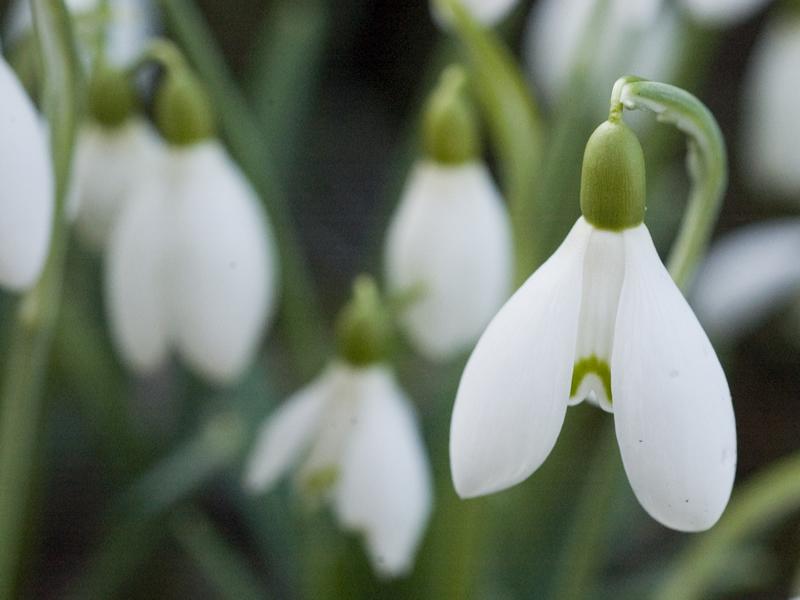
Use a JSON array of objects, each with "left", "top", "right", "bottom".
[
  {"left": 0, "top": 57, "right": 53, "bottom": 291},
  {"left": 681, "top": 0, "right": 772, "bottom": 27},
  {"left": 451, "top": 217, "right": 736, "bottom": 532},
  {"left": 72, "top": 117, "right": 164, "bottom": 249},
  {"left": 105, "top": 140, "right": 277, "bottom": 383},
  {"left": 692, "top": 219, "right": 800, "bottom": 341},
  {"left": 742, "top": 15, "right": 800, "bottom": 199},
  {"left": 385, "top": 161, "right": 512, "bottom": 361},
  {"left": 244, "top": 361, "right": 432, "bottom": 578},
  {"left": 431, "top": 0, "right": 519, "bottom": 27}
]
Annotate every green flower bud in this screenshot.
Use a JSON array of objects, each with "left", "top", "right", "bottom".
[
  {"left": 154, "top": 70, "right": 215, "bottom": 146},
  {"left": 580, "top": 119, "right": 646, "bottom": 231},
  {"left": 335, "top": 276, "right": 394, "bottom": 367},
  {"left": 88, "top": 64, "right": 137, "bottom": 128},
  {"left": 422, "top": 65, "right": 480, "bottom": 165}
]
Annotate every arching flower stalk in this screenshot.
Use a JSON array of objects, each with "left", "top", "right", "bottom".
[
  {"left": 450, "top": 96, "right": 736, "bottom": 532},
  {"left": 244, "top": 277, "right": 432, "bottom": 577},
  {"left": 105, "top": 51, "right": 278, "bottom": 384},
  {"left": 431, "top": 0, "right": 520, "bottom": 27},
  {"left": 0, "top": 56, "right": 54, "bottom": 291},
  {"left": 385, "top": 66, "right": 512, "bottom": 361}
]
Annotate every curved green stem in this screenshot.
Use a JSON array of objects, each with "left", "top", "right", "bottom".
[{"left": 0, "top": 0, "right": 82, "bottom": 596}]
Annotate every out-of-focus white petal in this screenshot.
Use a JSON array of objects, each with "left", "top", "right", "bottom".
[
  {"left": 385, "top": 161, "right": 512, "bottom": 361},
  {"left": 450, "top": 218, "right": 591, "bottom": 498},
  {"left": 742, "top": 16, "right": 800, "bottom": 198},
  {"left": 612, "top": 225, "right": 736, "bottom": 532},
  {"left": 72, "top": 117, "right": 164, "bottom": 249},
  {"left": 243, "top": 367, "right": 334, "bottom": 492},
  {"left": 105, "top": 185, "right": 170, "bottom": 373},
  {"left": 334, "top": 365, "right": 432, "bottom": 578},
  {"left": 681, "top": 0, "right": 771, "bottom": 27},
  {"left": 0, "top": 57, "right": 53, "bottom": 291},
  {"left": 692, "top": 220, "right": 800, "bottom": 340},
  {"left": 167, "top": 141, "right": 278, "bottom": 384},
  {"left": 431, "top": 0, "right": 519, "bottom": 27}
]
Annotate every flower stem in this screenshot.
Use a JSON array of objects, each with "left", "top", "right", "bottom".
[{"left": 0, "top": 0, "right": 81, "bottom": 596}]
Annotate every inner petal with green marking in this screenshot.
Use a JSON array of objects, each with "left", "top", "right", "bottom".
[{"left": 570, "top": 355, "right": 613, "bottom": 411}]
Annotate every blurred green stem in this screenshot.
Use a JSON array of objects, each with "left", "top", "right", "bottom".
[
  {"left": 156, "top": 0, "right": 328, "bottom": 379},
  {"left": 0, "top": 0, "right": 81, "bottom": 596}
]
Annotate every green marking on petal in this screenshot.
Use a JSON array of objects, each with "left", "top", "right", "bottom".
[
  {"left": 301, "top": 465, "right": 340, "bottom": 496},
  {"left": 570, "top": 355, "right": 613, "bottom": 404}
]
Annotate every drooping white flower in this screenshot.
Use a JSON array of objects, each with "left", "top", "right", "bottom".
[
  {"left": 105, "top": 140, "right": 277, "bottom": 384},
  {"left": 385, "top": 160, "right": 513, "bottom": 360},
  {"left": 0, "top": 56, "right": 53, "bottom": 291},
  {"left": 692, "top": 219, "right": 800, "bottom": 341},
  {"left": 681, "top": 0, "right": 772, "bottom": 28},
  {"left": 431, "top": 0, "right": 520, "bottom": 27},
  {"left": 742, "top": 14, "right": 800, "bottom": 199},
  {"left": 72, "top": 117, "right": 164, "bottom": 249},
  {"left": 244, "top": 361, "right": 432, "bottom": 578},
  {"left": 450, "top": 119, "right": 736, "bottom": 532}
]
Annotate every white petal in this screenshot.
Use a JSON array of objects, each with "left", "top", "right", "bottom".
[
  {"left": 167, "top": 142, "right": 278, "bottom": 384},
  {"left": 449, "top": 218, "right": 591, "bottom": 497},
  {"left": 742, "top": 16, "right": 800, "bottom": 198},
  {"left": 692, "top": 220, "right": 800, "bottom": 340},
  {"left": 681, "top": 0, "right": 771, "bottom": 27},
  {"left": 612, "top": 225, "right": 736, "bottom": 532},
  {"left": 0, "top": 57, "right": 53, "bottom": 291},
  {"left": 243, "top": 367, "right": 335, "bottom": 493},
  {"left": 431, "top": 0, "right": 519, "bottom": 27},
  {"left": 105, "top": 183, "right": 170, "bottom": 374},
  {"left": 385, "top": 161, "right": 512, "bottom": 361},
  {"left": 333, "top": 365, "right": 432, "bottom": 578},
  {"left": 72, "top": 118, "right": 164, "bottom": 249}
]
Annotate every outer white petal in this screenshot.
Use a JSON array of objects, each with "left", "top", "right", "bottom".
[
  {"left": 692, "top": 220, "right": 800, "bottom": 340},
  {"left": 105, "top": 182, "right": 170, "bottom": 373},
  {"left": 742, "top": 16, "right": 800, "bottom": 198},
  {"left": 612, "top": 225, "right": 736, "bottom": 532},
  {"left": 450, "top": 218, "right": 591, "bottom": 498},
  {"left": 431, "top": 0, "right": 519, "bottom": 27},
  {"left": 72, "top": 118, "right": 164, "bottom": 249},
  {"left": 243, "top": 366, "right": 336, "bottom": 493},
  {"left": 167, "top": 141, "right": 278, "bottom": 384},
  {"left": 0, "top": 57, "right": 53, "bottom": 291},
  {"left": 333, "top": 365, "right": 432, "bottom": 578},
  {"left": 681, "top": 0, "right": 771, "bottom": 27},
  {"left": 385, "top": 161, "right": 512, "bottom": 361}
]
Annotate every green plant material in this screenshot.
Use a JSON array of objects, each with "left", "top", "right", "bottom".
[
  {"left": 88, "top": 63, "right": 137, "bottom": 127},
  {"left": 156, "top": 0, "right": 328, "bottom": 379},
  {"left": 422, "top": 65, "right": 481, "bottom": 165},
  {"left": 0, "top": 0, "right": 82, "bottom": 596},
  {"left": 655, "top": 452, "right": 800, "bottom": 600},
  {"left": 436, "top": 0, "right": 545, "bottom": 284},
  {"left": 570, "top": 356, "right": 613, "bottom": 402},
  {"left": 335, "top": 276, "right": 395, "bottom": 367},
  {"left": 155, "top": 69, "right": 216, "bottom": 145},
  {"left": 171, "top": 507, "right": 267, "bottom": 600}
]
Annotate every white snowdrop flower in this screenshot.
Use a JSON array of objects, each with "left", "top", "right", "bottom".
[
  {"left": 692, "top": 219, "right": 800, "bottom": 341},
  {"left": 742, "top": 13, "right": 800, "bottom": 199},
  {"left": 450, "top": 119, "right": 736, "bottom": 532},
  {"left": 525, "top": 0, "right": 678, "bottom": 110},
  {"left": 244, "top": 360, "right": 432, "bottom": 578},
  {"left": 431, "top": 0, "right": 520, "bottom": 27},
  {"left": 0, "top": 56, "right": 53, "bottom": 291},
  {"left": 681, "top": 0, "right": 772, "bottom": 28},
  {"left": 385, "top": 66, "right": 512, "bottom": 361},
  {"left": 105, "top": 139, "right": 277, "bottom": 383},
  {"left": 72, "top": 117, "right": 164, "bottom": 249}
]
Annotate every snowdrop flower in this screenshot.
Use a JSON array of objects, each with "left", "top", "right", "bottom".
[
  {"left": 681, "top": 0, "right": 772, "bottom": 28},
  {"left": 450, "top": 118, "right": 736, "bottom": 531},
  {"left": 244, "top": 278, "right": 432, "bottom": 577},
  {"left": 431, "top": 0, "right": 519, "bottom": 27},
  {"left": 742, "top": 12, "right": 800, "bottom": 199},
  {"left": 385, "top": 67, "right": 512, "bottom": 361},
  {"left": 105, "top": 68, "right": 277, "bottom": 384},
  {"left": 692, "top": 219, "right": 800, "bottom": 342},
  {"left": 0, "top": 56, "right": 53, "bottom": 291}
]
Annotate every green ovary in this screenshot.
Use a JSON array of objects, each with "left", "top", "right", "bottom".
[{"left": 570, "top": 355, "right": 613, "bottom": 404}]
